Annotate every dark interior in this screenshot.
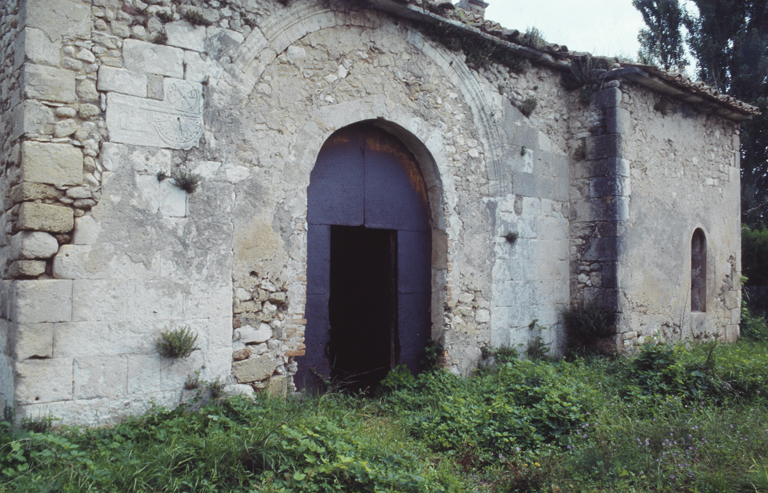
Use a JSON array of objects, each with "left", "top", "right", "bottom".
[{"left": 329, "top": 225, "right": 397, "bottom": 392}]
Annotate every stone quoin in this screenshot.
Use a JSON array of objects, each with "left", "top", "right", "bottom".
[{"left": 0, "top": 0, "right": 754, "bottom": 424}]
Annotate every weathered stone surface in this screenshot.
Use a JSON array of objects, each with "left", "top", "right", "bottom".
[
  {"left": 11, "top": 231, "right": 60, "bottom": 260},
  {"left": 123, "top": 39, "right": 184, "bottom": 78},
  {"left": 12, "top": 323, "right": 53, "bottom": 360},
  {"left": 15, "top": 359, "right": 74, "bottom": 404},
  {"left": 22, "top": 141, "right": 83, "bottom": 187},
  {"left": 72, "top": 215, "right": 102, "bottom": 245},
  {"left": 166, "top": 21, "right": 206, "bottom": 52},
  {"left": 74, "top": 356, "right": 128, "bottom": 399},
  {"left": 9, "top": 183, "right": 63, "bottom": 204},
  {"left": 22, "top": 64, "right": 76, "bottom": 103},
  {"left": 54, "top": 119, "right": 78, "bottom": 138},
  {"left": 11, "top": 280, "right": 73, "bottom": 324},
  {"left": 11, "top": 100, "right": 54, "bottom": 140},
  {"left": 266, "top": 375, "right": 287, "bottom": 397},
  {"left": 14, "top": 27, "right": 61, "bottom": 68},
  {"left": 79, "top": 104, "right": 101, "bottom": 119},
  {"left": 106, "top": 78, "right": 203, "bottom": 149},
  {"left": 8, "top": 261, "right": 47, "bottom": 278},
  {"left": 97, "top": 66, "right": 148, "bottom": 97},
  {"left": 76, "top": 80, "right": 99, "bottom": 101},
  {"left": 52, "top": 245, "right": 92, "bottom": 279},
  {"left": 232, "top": 347, "right": 252, "bottom": 361},
  {"left": 233, "top": 354, "right": 277, "bottom": 383},
  {"left": 18, "top": 203, "right": 75, "bottom": 234},
  {"left": 237, "top": 323, "right": 271, "bottom": 344},
  {"left": 268, "top": 292, "right": 286, "bottom": 304},
  {"left": 22, "top": 0, "right": 91, "bottom": 42}
]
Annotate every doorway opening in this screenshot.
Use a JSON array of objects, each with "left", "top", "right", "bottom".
[{"left": 329, "top": 225, "right": 397, "bottom": 392}]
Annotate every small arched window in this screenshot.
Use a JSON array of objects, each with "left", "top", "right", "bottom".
[{"left": 691, "top": 229, "right": 707, "bottom": 312}]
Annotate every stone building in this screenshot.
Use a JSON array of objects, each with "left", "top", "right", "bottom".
[{"left": 0, "top": 0, "right": 755, "bottom": 424}]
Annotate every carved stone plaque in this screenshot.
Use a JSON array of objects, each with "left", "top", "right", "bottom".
[{"left": 106, "top": 78, "right": 204, "bottom": 150}]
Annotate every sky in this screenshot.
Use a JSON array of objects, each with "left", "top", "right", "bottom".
[{"left": 482, "top": 1, "right": 648, "bottom": 59}]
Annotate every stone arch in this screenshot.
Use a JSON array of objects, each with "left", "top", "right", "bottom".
[
  {"left": 213, "top": 2, "right": 505, "bottom": 193},
  {"left": 691, "top": 228, "right": 707, "bottom": 312},
  {"left": 297, "top": 121, "right": 445, "bottom": 391}
]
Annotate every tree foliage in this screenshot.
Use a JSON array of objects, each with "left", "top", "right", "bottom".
[
  {"left": 633, "top": 0, "right": 689, "bottom": 71},
  {"left": 742, "top": 226, "right": 768, "bottom": 285},
  {"left": 635, "top": 0, "right": 768, "bottom": 227}
]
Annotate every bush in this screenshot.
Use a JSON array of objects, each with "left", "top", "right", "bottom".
[
  {"left": 562, "top": 302, "right": 616, "bottom": 354},
  {"left": 155, "top": 326, "right": 199, "bottom": 359}
]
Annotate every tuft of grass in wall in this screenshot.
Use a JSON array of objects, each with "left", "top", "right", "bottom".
[
  {"left": 562, "top": 301, "right": 616, "bottom": 354},
  {"left": 573, "top": 140, "right": 587, "bottom": 161},
  {"left": 172, "top": 169, "right": 202, "bottom": 194},
  {"left": 520, "top": 145, "right": 527, "bottom": 157},
  {"left": 654, "top": 99, "right": 671, "bottom": 115},
  {"left": 20, "top": 415, "right": 57, "bottom": 434},
  {"left": 526, "top": 319, "right": 551, "bottom": 361},
  {"left": 504, "top": 231, "right": 519, "bottom": 244},
  {"left": 562, "top": 54, "right": 615, "bottom": 104},
  {"left": 182, "top": 10, "right": 214, "bottom": 27},
  {"left": 156, "top": 170, "right": 168, "bottom": 182},
  {"left": 155, "top": 11, "right": 173, "bottom": 23},
  {"left": 153, "top": 31, "right": 168, "bottom": 45},
  {"left": 519, "top": 96, "right": 537, "bottom": 117},
  {"left": 156, "top": 326, "right": 199, "bottom": 359},
  {"left": 520, "top": 27, "right": 546, "bottom": 50}
]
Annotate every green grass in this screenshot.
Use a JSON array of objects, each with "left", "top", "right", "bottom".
[{"left": 2, "top": 341, "right": 768, "bottom": 492}]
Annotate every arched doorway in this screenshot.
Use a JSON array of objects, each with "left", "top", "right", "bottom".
[{"left": 297, "top": 123, "right": 432, "bottom": 392}]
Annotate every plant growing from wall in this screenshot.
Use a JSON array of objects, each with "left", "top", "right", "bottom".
[
  {"left": 573, "top": 140, "right": 587, "bottom": 161},
  {"left": 422, "top": 22, "right": 528, "bottom": 73},
  {"left": 172, "top": 169, "right": 202, "bottom": 193},
  {"left": 562, "top": 301, "right": 616, "bottom": 354},
  {"left": 519, "top": 96, "right": 538, "bottom": 117},
  {"left": 156, "top": 170, "right": 169, "bottom": 182},
  {"left": 156, "top": 326, "right": 199, "bottom": 359},
  {"left": 520, "top": 27, "right": 546, "bottom": 50},
  {"left": 526, "top": 319, "right": 550, "bottom": 361},
  {"left": 504, "top": 231, "right": 519, "bottom": 244},
  {"left": 182, "top": 10, "right": 214, "bottom": 27}
]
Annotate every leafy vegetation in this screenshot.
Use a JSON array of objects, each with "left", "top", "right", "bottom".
[
  {"left": 2, "top": 340, "right": 768, "bottom": 492},
  {"left": 156, "top": 326, "right": 199, "bottom": 359},
  {"left": 562, "top": 301, "right": 617, "bottom": 354}
]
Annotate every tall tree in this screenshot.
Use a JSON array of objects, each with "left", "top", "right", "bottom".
[
  {"left": 633, "top": 0, "right": 689, "bottom": 71},
  {"left": 635, "top": 0, "right": 768, "bottom": 227}
]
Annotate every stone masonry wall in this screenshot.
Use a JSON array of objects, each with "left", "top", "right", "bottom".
[
  {"left": 0, "top": 0, "right": 22, "bottom": 412},
  {"left": 615, "top": 83, "right": 741, "bottom": 348},
  {"left": 0, "top": 0, "right": 744, "bottom": 424}
]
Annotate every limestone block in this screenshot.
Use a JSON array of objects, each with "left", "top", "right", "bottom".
[
  {"left": 18, "top": 203, "right": 75, "bottom": 234},
  {"left": 237, "top": 324, "right": 271, "bottom": 344},
  {"left": 135, "top": 175, "right": 187, "bottom": 217},
  {"left": 724, "top": 290, "right": 740, "bottom": 310},
  {"left": 97, "top": 66, "right": 148, "bottom": 97},
  {"left": 224, "top": 384, "right": 255, "bottom": 396},
  {"left": 53, "top": 322, "right": 111, "bottom": 358},
  {"left": 233, "top": 354, "right": 278, "bottom": 383},
  {"left": 183, "top": 284, "right": 232, "bottom": 319},
  {"left": 14, "top": 27, "right": 61, "bottom": 68},
  {"left": 9, "top": 183, "right": 63, "bottom": 204},
  {"left": 52, "top": 245, "right": 92, "bottom": 279},
  {"left": 73, "top": 215, "right": 102, "bottom": 244},
  {"left": 15, "top": 359, "right": 73, "bottom": 404},
  {"left": 8, "top": 261, "right": 47, "bottom": 278},
  {"left": 106, "top": 79, "right": 204, "bottom": 150},
  {"left": 54, "top": 119, "right": 78, "bottom": 138},
  {"left": 123, "top": 39, "right": 184, "bottom": 78},
  {"left": 205, "top": 27, "right": 245, "bottom": 59},
  {"left": 267, "top": 375, "right": 287, "bottom": 397},
  {"left": 76, "top": 80, "right": 99, "bottom": 101},
  {"left": 10, "top": 231, "right": 60, "bottom": 259},
  {"left": 233, "top": 347, "right": 252, "bottom": 361},
  {"left": 166, "top": 21, "right": 206, "bottom": 52},
  {"left": 12, "top": 323, "right": 53, "bottom": 360},
  {"left": 22, "top": 0, "right": 91, "bottom": 42},
  {"left": 22, "top": 65, "right": 76, "bottom": 103},
  {"left": 21, "top": 141, "right": 83, "bottom": 186},
  {"left": 11, "top": 100, "right": 54, "bottom": 140},
  {"left": 11, "top": 280, "right": 73, "bottom": 324},
  {"left": 74, "top": 356, "right": 128, "bottom": 399},
  {"left": 183, "top": 50, "right": 223, "bottom": 84}
]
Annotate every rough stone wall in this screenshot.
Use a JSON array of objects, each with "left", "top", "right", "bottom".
[
  {"left": 616, "top": 84, "right": 741, "bottom": 347},
  {"left": 0, "top": 0, "right": 743, "bottom": 424},
  {"left": 0, "top": 0, "right": 21, "bottom": 412}
]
